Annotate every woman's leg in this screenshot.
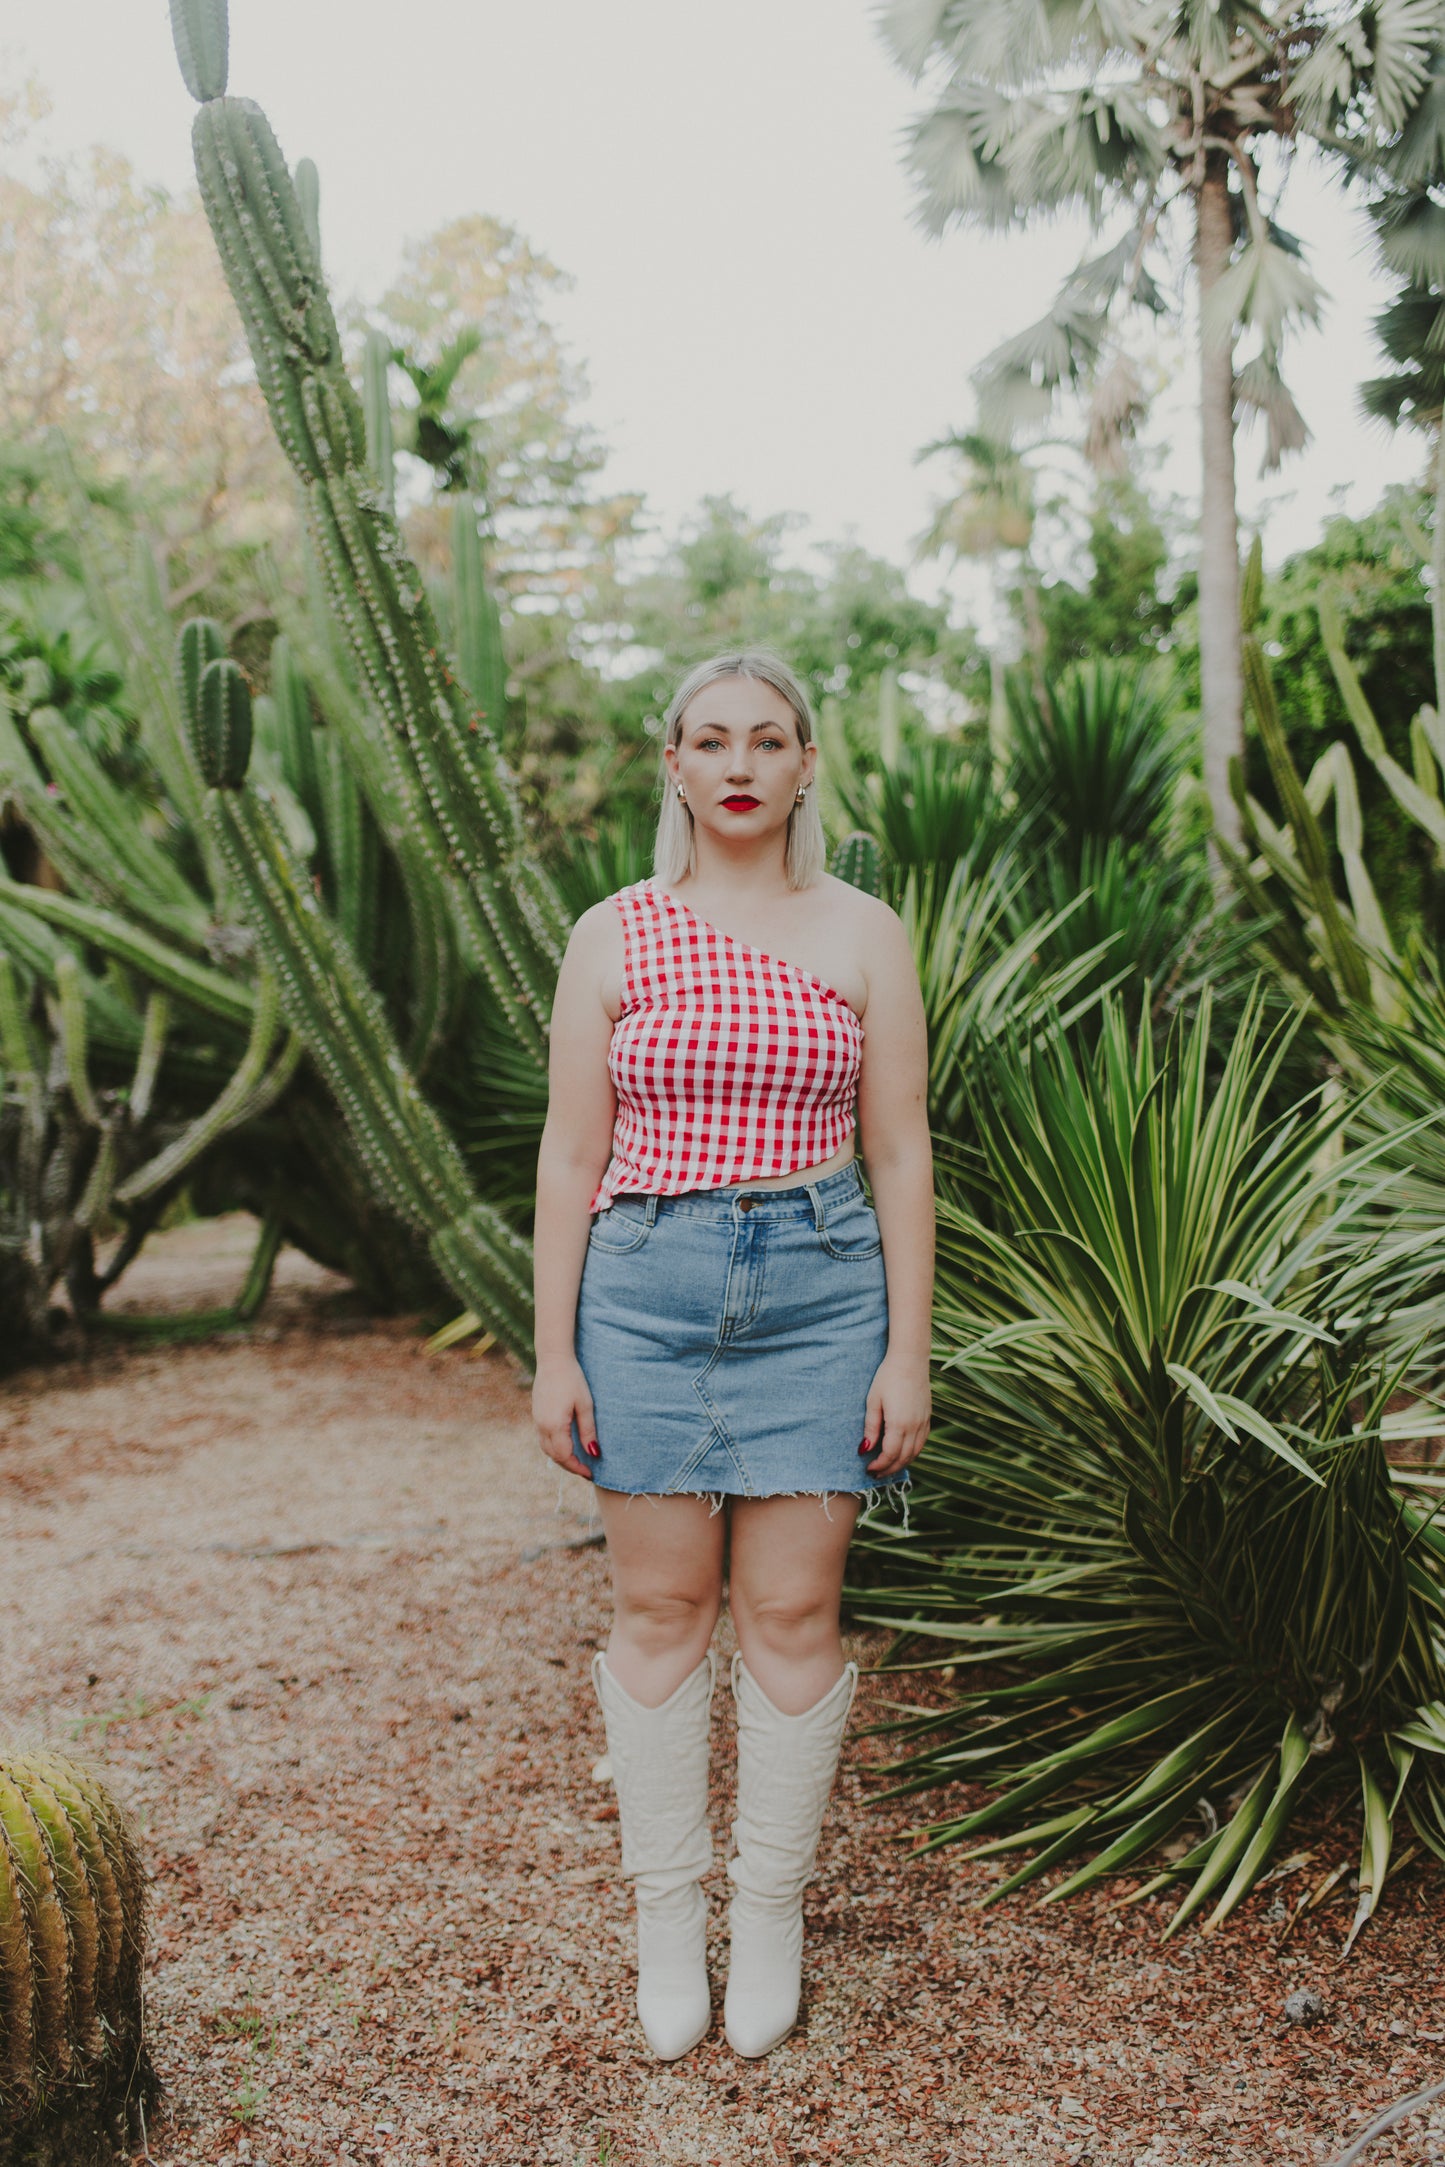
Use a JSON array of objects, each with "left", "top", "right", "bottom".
[
  {"left": 722, "top": 1493, "right": 863, "bottom": 2058},
  {"left": 727, "top": 1493, "right": 860, "bottom": 1711},
  {"left": 596, "top": 1490, "right": 726, "bottom": 1703}
]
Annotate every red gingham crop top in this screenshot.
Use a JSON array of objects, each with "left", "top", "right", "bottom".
[{"left": 589, "top": 879, "right": 865, "bottom": 1212}]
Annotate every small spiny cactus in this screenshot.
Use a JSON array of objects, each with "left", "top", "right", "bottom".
[
  {"left": 0, "top": 1750, "right": 152, "bottom": 2147},
  {"left": 830, "top": 830, "right": 885, "bottom": 899}
]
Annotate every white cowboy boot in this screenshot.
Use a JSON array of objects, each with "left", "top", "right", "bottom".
[
  {"left": 724, "top": 1653, "right": 859, "bottom": 2058},
  {"left": 591, "top": 1649, "right": 715, "bottom": 2060}
]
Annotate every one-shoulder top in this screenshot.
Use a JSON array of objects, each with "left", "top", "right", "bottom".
[{"left": 589, "top": 878, "right": 865, "bottom": 1212}]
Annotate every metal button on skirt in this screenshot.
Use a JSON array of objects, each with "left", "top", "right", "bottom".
[{"left": 575, "top": 1160, "right": 903, "bottom": 1504}]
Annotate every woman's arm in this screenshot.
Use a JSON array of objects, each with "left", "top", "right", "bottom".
[
  {"left": 532, "top": 903, "right": 620, "bottom": 1481},
  {"left": 854, "top": 902, "right": 934, "bottom": 1478}
]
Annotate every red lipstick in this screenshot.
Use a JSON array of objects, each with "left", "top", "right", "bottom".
[{"left": 722, "top": 795, "right": 761, "bottom": 810}]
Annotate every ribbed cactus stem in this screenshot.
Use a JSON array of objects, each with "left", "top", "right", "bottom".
[
  {"left": 75, "top": 1125, "right": 120, "bottom": 1231},
  {"left": 169, "top": 0, "right": 228, "bottom": 100},
  {"left": 202, "top": 782, "right": 535, "bottom": 1357},
  {"left": 451, "top": 498, "right": 507, "bottom": 734},
  {"left": 363, "top": 332, "right": 396, "bottom": 517},
  {"left": 26, "top": 709, "right": 204, "bottom": 942},
  {"left": 0, "top": 703, "right": 201, "bottom": 948},
  {"left": 274, "top": 606, "right": 455, "bottom": 1071},
  {"left": 0, "top": 879, "right": 255, "bottom": 1028},
  {"left": 116, "top": 976, "right": 293, "bottom": 1205},
  {"left": 269, "top": 634, "right": 323, "bottom": 828},
  {"left": 128, "top": 991, "right": 171, "bottom": 1126},
  {"left": 830, "top": 830, "right": 885, "bottom": 898},
  {"left": 182, "top": 81, "right": 568, "bottom": 1056},
  {"left": 176, "top": 617, "right": 227, "bottom": 736},
  {"left": 188, "top": 657, "right": 254, "bottom": 789},
  {"left": 53, "top": 953, "right": 100, "bottom": 1127},
  {"left": 294, "top": 156, "right": 322, "bottom": 266},
  {"left": 0, "top": 952, "right": 38, "bottom": 1081}
]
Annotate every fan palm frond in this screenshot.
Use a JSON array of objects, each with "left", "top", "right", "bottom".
[
  {"left": 1205, "top": 234, "right": 1326, "bottom": 347},
  {"left": 1235, "top": 351, "right": 1312, "bottom": 470}
]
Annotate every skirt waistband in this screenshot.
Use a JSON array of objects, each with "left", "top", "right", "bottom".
[{"left": 605, "top": 1159, "right": 866, "bottom": 1223}]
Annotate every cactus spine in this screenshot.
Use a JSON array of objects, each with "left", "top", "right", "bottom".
[
  {"left": 174, "top": 35, "right": 570, "bottom": 1064},
  {"left": 0, "top": 1750, "right": 150, "bottom": 2128}
]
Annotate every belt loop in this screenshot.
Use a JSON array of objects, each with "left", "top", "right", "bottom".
[
  {"left": 804, "top": 1180, "right": 825, "bottom": 1234},
  {"left": 645, "top": 1194, "right": 660, "bottom": 1227}
]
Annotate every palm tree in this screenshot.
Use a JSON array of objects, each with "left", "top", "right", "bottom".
[
  {"left": 1357, "top": 48, "right": 1445, "bottom": 706},
  {"left": 915, "top": 428, "right": 1044, "bottom": 735},
  {"left": 879, "top": 0, "right": 1445, "bottom": 847}
]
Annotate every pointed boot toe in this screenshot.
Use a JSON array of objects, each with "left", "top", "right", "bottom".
[
  {"left": 723, "top": 1917, "right": 801, "bottom": 2057},
  {"left": 636, "top": 1883, "right": 712, "bottom": 2059}
]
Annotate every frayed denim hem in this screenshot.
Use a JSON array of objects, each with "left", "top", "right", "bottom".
[{"left": 591, "top": 1481, "right": 911, "bottom": 1532}]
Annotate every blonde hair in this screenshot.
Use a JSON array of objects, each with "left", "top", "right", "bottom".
[{"left": 653, "top": 649, "right": 827, "bottom": 890}]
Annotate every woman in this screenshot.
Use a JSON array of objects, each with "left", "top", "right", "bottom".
[{"left": 532, "top": 648, "right": 933, "bottom": 2061}]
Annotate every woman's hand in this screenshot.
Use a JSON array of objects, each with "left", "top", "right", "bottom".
[
  {"left": 533, "top": 1358, "right": 601, "bottom": 1482},
  {"left": 860, "top": 1352, "right": 931, "bottom": 1478}
]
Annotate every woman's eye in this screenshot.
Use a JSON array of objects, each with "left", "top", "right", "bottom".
[{"left": 692, "top": 735, "right": 784, "bottom": 751}]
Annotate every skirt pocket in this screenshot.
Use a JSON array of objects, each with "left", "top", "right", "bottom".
[
  {"left": 816, "top": 1190, "right": 882, "bottom": 1262},
  {"left": 587, "top": 1201, "right": 654, "bottom": 1256}
]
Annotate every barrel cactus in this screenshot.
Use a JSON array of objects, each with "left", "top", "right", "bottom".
[{"left": 0, "top": 1751, "right": 152, "bottom": 2158}]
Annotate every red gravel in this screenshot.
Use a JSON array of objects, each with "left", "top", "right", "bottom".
[{"left": 1, "top": 1217, "right": 1442, "bottom": 2166}]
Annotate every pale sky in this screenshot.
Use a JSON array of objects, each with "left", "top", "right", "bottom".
[{"left": 6, "top": 1, "right": 1429, "bottom": 615}]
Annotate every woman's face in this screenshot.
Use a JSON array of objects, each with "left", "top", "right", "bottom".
[{"left": 663, "top": 676, "right": 816, "bottom": 846}]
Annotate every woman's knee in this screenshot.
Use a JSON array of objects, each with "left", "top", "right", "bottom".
[
  {"left": 614, "top": 1582, "right": 719, "bottom": 1647},
  {"left": 731, "top": 1587, "right": 835, "bottom": 1652}
]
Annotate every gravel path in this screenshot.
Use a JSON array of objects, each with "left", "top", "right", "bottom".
[{"left": 2, "top": 1219, "right": 1443, "bottom": 2167}]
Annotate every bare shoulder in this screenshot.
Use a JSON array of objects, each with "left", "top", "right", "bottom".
[
  {"left": 812, "top": 873, "right": 908, "bottom": 952},
  {"left": 566, "top": 895, "right": 624, "bottom": 949},
  {"left": 560, "top": 893, "right": 626, "bottom": 1015}
]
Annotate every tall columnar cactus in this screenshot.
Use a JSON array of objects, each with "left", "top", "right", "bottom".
[
  {"left": 0, "top": 1749, "right": 151, "bottom": 2135},
  {"left": 169, "top": 0, "right": 569, "bottom": 1068},
  {"left": 179, "top": 628, "right": 535, "bottom": 1359}
]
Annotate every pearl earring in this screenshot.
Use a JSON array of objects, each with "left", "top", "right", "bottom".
[
  {"left": 676, "top": 785, "right": 687, "bottom": 804},
  {"left": 795, "top": 787, "right": 807, "bottom": 804}
]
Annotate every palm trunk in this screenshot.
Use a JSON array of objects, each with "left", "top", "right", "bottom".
[{"left": 1194, "top": 156, "right": 1244, "bottom": 852}]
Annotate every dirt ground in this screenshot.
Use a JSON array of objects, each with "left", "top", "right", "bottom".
[{"left": 2, "top": 1217, "right": 1444, "bottom": 2167}]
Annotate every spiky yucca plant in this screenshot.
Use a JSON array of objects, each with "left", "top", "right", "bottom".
[
  {"left": 0, "top": 1750, "right": 152, "bottom": 2144},
  {"left": 854, "top": 993, "right": 1445, "bottom": 1945}
]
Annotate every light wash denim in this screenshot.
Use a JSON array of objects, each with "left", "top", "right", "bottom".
[{"left": 575, "top": 1160, "right": 904, "bottom": 1511}]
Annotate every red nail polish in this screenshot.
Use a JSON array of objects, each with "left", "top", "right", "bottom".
[
  {"left": 858, "top": 1439, "right": 872, "bottom": 1455},
  {"left": 587, "top": 1441, "right": 600, "bottom": 1458}
]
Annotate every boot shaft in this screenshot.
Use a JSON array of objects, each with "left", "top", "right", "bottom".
[
  {"left": 592, "top": 1650, "right": 716, "bottom": 1888},
  {"left": 728, "top": 1655, "right": 858, "bottom": 1904}
]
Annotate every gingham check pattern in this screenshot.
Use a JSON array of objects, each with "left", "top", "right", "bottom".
[{"left": 590, "top": 879, "right": 864, "bottom": 1212}]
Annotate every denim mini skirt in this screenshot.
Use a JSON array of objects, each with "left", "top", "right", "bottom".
[{"left": 575, "top": 1159, "right": 904, "bottom": 1508}]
